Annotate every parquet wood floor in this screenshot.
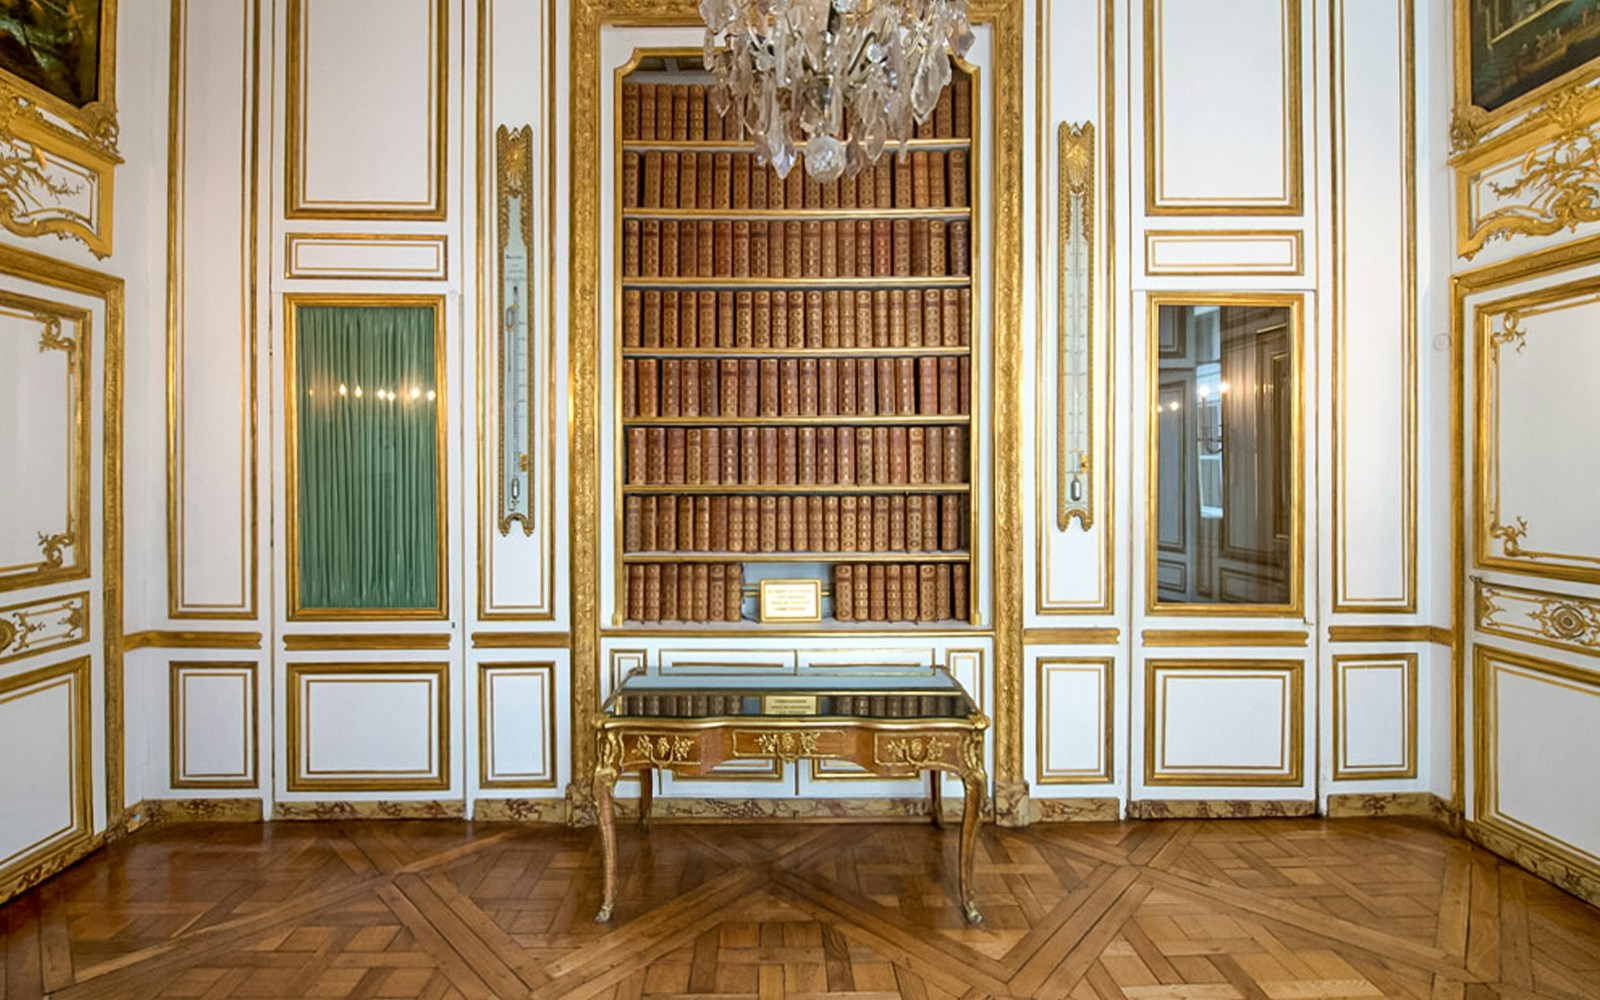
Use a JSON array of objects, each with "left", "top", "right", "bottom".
[{"left": 2, "top": 817, "right": 1597, "bottom": 999}]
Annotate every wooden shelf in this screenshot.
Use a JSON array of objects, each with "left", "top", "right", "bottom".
[
  {"left": 621, "top": 346, "right": 971, "bottom": 359},
  {"left": 622, "top": 483, "right": 969, "bottom": 495},
  {"left": 622, "top": 207, "right": 972, "bottom": 222},
  {"left": 622, "top": 415, "right": 969, "bottom": 428},
  {"left": 621, "top": 551, "right": 970, "bottom": 564},
  {"left": 621, "top": 275, "right": 971, "bottom": 291}
]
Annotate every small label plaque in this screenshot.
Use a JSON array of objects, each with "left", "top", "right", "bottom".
[
  {"left": 762, "top": 694, "right": 819, "bottom": 715},
  {"left": 758, "top": 579, "right": 822, "bottom": 622}
]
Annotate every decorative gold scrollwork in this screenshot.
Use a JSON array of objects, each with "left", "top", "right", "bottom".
[
  {"left": 752, "top": 730, "right": 822, "bottom": 762},
  {"left": 1490, "top": 312, "right": 1526, "bottom": 354},
  {"left": 1464, "top": 82, "right": 1600, "bottom": 255},
  {"left": 880, "top": 735, "right": 952, "bottom": 766},
  {"left": 1488, "top": 516, "right": 1529, "bottom": 558},
  {"left": 36, "top": 530, "right": 73, "bottom": 568},
  {"left": 632, "top": 733, "right": 696, "bottom": 767},
  {"left": 0, "top": 618, "right": 15, "bottom": 654},
  {"left": 36, "top": 315, "right": 76, "bottom": 356}
]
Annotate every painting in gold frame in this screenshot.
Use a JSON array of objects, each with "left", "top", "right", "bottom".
[
  {"left": 1456, "top": 0, "right": 1600, "bottom": 141},
  {"left": 0, "top": 0, "right": 117, "bottom": 148}
]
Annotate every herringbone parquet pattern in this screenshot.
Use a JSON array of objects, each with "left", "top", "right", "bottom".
[{"left": 1, "top": 816, "right": 1597, "bottom": 999}]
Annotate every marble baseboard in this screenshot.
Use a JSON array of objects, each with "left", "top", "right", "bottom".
[
  {"left": 1127, "top": 799, "right": 1317, "bottom": 820},
  {"left": 272, "top": 799, "right": 467, "bottom": 821},
  {"left": 1030, "top": 797, "right": 1122, "bottom": 822},
  {"left": 1468, "top": 820, "right": 1600, "bottom": 909},
  {"left": 0, "top": 832, "right": 100, "bottom": 907},
  {"left": 1324, "top": 792, "right": 1453, "bottom": 824},
  {"left": 143, "top": 798, "right": 264, "bottom": 824},
  {"left": 473, "top": 798, "right": 569, "bottom": 823}
]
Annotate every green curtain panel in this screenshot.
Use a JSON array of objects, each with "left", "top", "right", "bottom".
[{"left": 295, "top": 305, "right": 440, "bottom": 611}]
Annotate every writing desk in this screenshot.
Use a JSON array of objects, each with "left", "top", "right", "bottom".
[{"left": 591, "top": 667, "right": 989, "bottom": 924}]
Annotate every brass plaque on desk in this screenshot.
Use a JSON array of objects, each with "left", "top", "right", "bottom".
[
  {"left": 758, "top": 579, "right": 822, "bottom": 622},
  {"left": 762, "top": 694, "right": 818, "bottom": 715}
]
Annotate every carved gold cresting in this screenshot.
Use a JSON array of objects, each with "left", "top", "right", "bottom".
[
  {"left": 1056, "top": 121, "right": 1094, "bottom": 532},
  {"left": 1478, "top": 579, "right": 1600, "bottom": 653},
  {"left": 36, "top": 315, "right": 76, "bottom": 356}
]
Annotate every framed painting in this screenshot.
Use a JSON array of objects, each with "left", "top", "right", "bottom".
[
  {"left": 0, "top": 0, "right": 117, "bottom": 146},
  {"left": 1456, "top": 0, "right": 1600, "bottom": 140}
]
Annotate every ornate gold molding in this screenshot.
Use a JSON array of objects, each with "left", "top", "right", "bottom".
[
  {"left": 0, "top": 592, "right": 88, "bottom": 664},
  {"left": 1477, "top": 578, "right": 1600, "bottom": 659}
]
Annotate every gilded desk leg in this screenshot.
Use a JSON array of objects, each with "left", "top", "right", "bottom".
[
  {"left": 594, "top": 730, "right": 621, "bottom": 924},
  {"left": 959, "top": 734, "right": 986, "bottom": 924},
  {"left": 638, "top": 766, "right": 653, "bottom": 830},
  {"left": 929, "top": 768, "right": 945, "bottom": 829}
]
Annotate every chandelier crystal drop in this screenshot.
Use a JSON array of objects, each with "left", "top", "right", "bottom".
[{"left": 699, "top": 0, "right": 973, "bottom": 182}]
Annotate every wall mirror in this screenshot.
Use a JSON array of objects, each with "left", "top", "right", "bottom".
[{"left": 1148, "top": 297, "right": 1301, "bottom": 614}]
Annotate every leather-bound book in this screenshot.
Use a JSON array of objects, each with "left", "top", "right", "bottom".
[
  {"left": 759, "top": 495, "right": 778, "bottom": 551},
  {"left": 834, "top": 426, "right": 854, "bottom": 485},
  {"left": 893, "top": 155, "right": 912, "bottom": 208},
  {"left": 695, "top": 495, "right": 712, "bottom": 551},
  {"left": 799, "top": 426, "right": 817, "bottom": 484},
  {"left": 636, "top": 358, "right": 658, "bottom": 417},
  {"left": 923, "top": 290, "right": 942, "bottom": 348},
  {"left": 776, "top": 495, "right": 793, "bottom": 551},
  {"left": 893, "top": 219, "right": 912, "bottom": 277},
  {"left": 857, "top": 501, "right": 873, "bottom": 553},
  {"left": 949, "top": 221, "right": 969, "bottom": 276},
  {"left": 928, "top": 221, "right": 947, "bottom": 277},
  {"left": 816, "top": 427, "right": 836, "bottom": 484},
  {"left": 890, "top": 495, "right": 906, "bottom": 551},
  {"left": 919, "top": 564, "right": 939, "bottom": 622},
  {"left": 701, "top": 358, "right": 719, "bottom": 414},
  {"left": 642, "top": 151, "right": 662, "bottom": 208},
  {"left": 952, "top": 563, "right": 968, "bottom": 621},
  {"left": 713, "top": 153, "right": 732, "bottom": 209},
  {"left": 855, "top": 564, "right": 872, "bottom": 620},
  {"left": 661, "top": 290, "right": 680, "bottom": 346},
  {"left": 954, "top": 78, "right": 972, "bottom": 137},
  {"left": 770, "top": 289, "right": 788, "bottom": 347},
  {"left": 752, "top": 291, "right": 772, "bottom": 349},
  {"left": 944, "top": 426, "right": 964, "bottom": 483},
  {"left": 780, "top": 426, "right": 799, "bottom": 484},
  {"left": 657, "top": 496, "right": 677, "bottom": 550},
  {"left": 740, "top": 426, "right": 759, "bottom": 484},
  {"left": 906, "top": 495, "right": 924, "bottom": 550},
  {"left": 872, "top": 426, "right": 891, "bottom": 484},
  {"left": 831, "top": 357, "right": 852, "bottom": 417},
  {"left": 871, "top": 290, "right": 890, "bottom": 347},
  {"left": 732, "top": 152, "right": 750, "bottom": 208},
  {"left": 939, "top": 357, "right": 960, "bottom": 414},
  {"left": 639, "top": 496, "right": 658, "bottom": 550},
  {"left": 750, "top": 221, "right": 769, "bottom": 277},
  {"left": 907, "top": 428, "right": 926, "bottom": 484},
  {"left": 876, "top": 358, "right": 896, "bottom": 414},
  {"left": 821, "top": 176, "right": 839, "bottom": 209},
  {"left": 856, "top": 357, "right": 875, "bottom": 416},
  {"left": 638, "top": 83, "right": 657, "bottom": 140},
  {"left": 839, "top": 168, "right": 856, "bottom": 208},
  {"left": 804, "top": 174, "right": 821, "bottom": 209},
  {"left": 839, "top": 496, "right": 858, "bottom": 553},
  {"left": 732, "top": 290, "right": 752, "bottom": 347},
  {"left": 641, "top": 220, "right": 660, "bottom": 277},
  {"left": 823, "top": 293, "right": 841, "bottom": 349},
  {"left": 788, "top": 292, "right": 806, "bottom": 350},
  {"left": 857, "top": 426, "right": 875, "bottom": 484},
  {"left": 759, "top": 425, "right": 780, "bottom": 483},
  {"left": 800, "top": 358, "right": 819, "bottom": 416},
  {"left": 726, "top": 564, "right": 743, "bottom": 621},
  {"left": 885, "top": 563, "right": 903, "bottom": 621},
  {"left": 660, "top": 359, "right": 681, "bottom": 417},
  {"left": 622, "top": 151, "right": 641, "bottom": 208},
  {"left": 656, "top": 84, "right": 674, "bottom": 141},
  {"left": 905, "top": 290, "right": 923, "bottom": 348},
  {"left": 679, "top": 564, "right": 696, "bottom": 621},
  {"left": 803, "top": 220, "right": 821, "bottom": 276},
  {"left": 910, "top": 219, "right": 930, "bottom": 275},
  {"left": 854, "top": 291, "right": 873, "bottom": 348},
  {"left": 622, "top": 83, "right": 641, "bottom": 139},
  {"left": 872, "top": 497, "right": 890, "bottom": 552},
  {"left": 808, "top": 496, "right": 824, "bottom": 550},
  {"left": 958, "top": 288, "right": 972, "bottom": 346},
  {"left": 624, "top": 496, "right": 642, "bottom": 552},
  {"left": 935, "top": 564, "right": 952, "bottom": 621},
  {"left": 627, "top": 288, "right": 646, "bottom": 347},
  {"left": 924, "top": 429, "right": 943, "bottom": 484},
  {"left": 837, "top": 222, "right": 856, "bottom": 278},
  {"left": 758, "top": 358, "right": 779, "bottom": 417},
  {"left": 948, "top": 149, "right": 968, "bottom": 207},
  {"left": 942, "top": 494, "right": 962, "bottom": 550},
  {"left": 726, "top": 496, "right": 744, "bottom": 552},
  {"left": 732, "top": 222, "right": 750, "bottom": 278},
  {"left": 889, "top": 426, "right": 909, "bottom": 484},
  {"left": 708, "top": 565, "right": 725, "bottom": 622},
  {"left": 935, "top": 86, "right": 954, "bottom": 137},
  {"left": 856, "top": 222, "right": 874, "bottom": 278},
  {"left": 750, "top": 162, "right": 767, "bottom": 209},
  {"left": 678, "top": 494, "right": 695, "bottom": 550},
  {"left": 787, "top": 168, "right": 805, "bottom": 210},
  {"left": 868, "top": 565, "right": 887, "bottom": 620},
  {"left": 928, "top": 152, "right": 946, "bottom": 207},
  {"left": 779, "top": 358, "right": 799, "bottom": 416},
  {"left": 959, "top": 356, "right": 971, "bottom": 414},
  {"left": 688, "top": 84, "right": 706, "bottom": 138},
  {"left": 691, "top": 220, "right": 711, "bottom": 276},
  {"left": 821, "top": 220, "right": 838, "bottom": 277},
  {"left": 706, "top": 97, "right": 724, "bottom": 140},
  {"left": 665, "top": 428, "right": 686, "bottom": 485},
  {"left": 915, "top": 106, "right": 932, "bottom": 139},
  {"left": 692, "top": 563, "right": 710, "bottom": 621},
  {"left": 806, "top": 291, "right": 824, "bottom": 349},
  {"left": 836, "top": 291, "right": 856, "bottom": 348},
  {"left": 626, "top": 565, "right": 644, "bottom": 621},
  {"left": 660, "top": 562, "right": 678, "bottom": 620},
  {"left": 834, "top": 564, "right": 854, "bottom": 620},
  {"left": 823, "top": 495, "right": 840, "bottom": 552},
  {"left": 681, "top": 357, "right": 700, "bottom": 417},
  {"left": 713, "top": 221, "right": 733, "bottom": 278},
  {"left": 698, "top": 155, "right": 715, "bottom": 209},
  {"left": 623, "top": 220, "right": 641, "bottom": 277},
  {"left": 685, "top": 429, "right": 703, "bottom": 485},
  {"left": 701, "top": 426, "right": 720, "bottom": 483},
  {"left": 912, "top": 151, "right": 931, "bottom": 208},
  {"left": 873, "top": 219, "right": 893, "bottom": 276},
  {"left": 641, "top": 290, "right": 662, "bottom": 346},
  {"left": 923, "top": 497, "right": 942, "bottom": 551},
  {"left": 940, "top": 289, "right": 961, "bottom": 347},
  {"left": 719, "top": 359, "right": 739, "bottom": 419},
  {"left": 884, "top": 290, "right": 903, "bottom": 350},
  {"left": 660, "top": 151, "right": 679, "bottom": 208},
  {"left": 621, "top": 359, "right": 637, "bottom": 418},
  {"left": 715, "top": 291, "right": 733, "bottom": 348},
  {"left": 918, "top": 357, "right": 939, "bottom": 416},
  {"left": 855, "top": 167, "right": 875, "bottom": 208},
  {"left": 785, "top": 221, "right": 803, "bottom": 277},
  {"left": 767, "top": 167, "right": 785, "bottom": 209}
]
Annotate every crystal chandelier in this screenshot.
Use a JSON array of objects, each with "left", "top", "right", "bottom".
[{"left": 700, "top": 0, "right": 973, "bottom": 182}]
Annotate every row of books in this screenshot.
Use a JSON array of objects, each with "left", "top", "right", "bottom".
[
  {"left": 624, "top": 562, "right": 744, "bottom": 623},
  {"left": 622, "top": 216, "right": 971, "bottom": 280},
  {"left": 624, "top": 425, "right": 969, "bottom": 487},
  {"left": 622, "top": 494, "right": 967, "bottom": 555},
  {"left": 611, "top": 692, "right": 969, "bottom": 718},
  {"left": 622, "top": 149, "right": 969, "bottom": 212},
  {"left": 835, "top": 563, "right": 969, "bottom": 623},
  {"left": 622, "top": 356, "right": 970, "bottom": 420},
  {"left": 621, "top": 79, "right": 971, "bottom": 143},
  {"left": 622, "top": 287, "right": 971, "bottom": 351}
]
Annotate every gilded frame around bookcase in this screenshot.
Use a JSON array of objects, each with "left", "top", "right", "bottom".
[{"left": 608, "top": 49, "right": 985, "bottom": 630}]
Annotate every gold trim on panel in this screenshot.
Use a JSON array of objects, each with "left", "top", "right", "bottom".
[
  {"left": 169, "top": 661, "right": 259, "bottom": 789},
  {"left": 1035, "top": 656, "right": 1113, "bottom": 784},
  {"left": 166, "top": 0, "right": 261, "bottom": 621},
  {"left": 124, "top": 630, "right": 262, "bottom": 651},
  {"left": 1143, "top": 0, "right": 1303, "bottom": 216},
  {"left": 1143, "top": 230, "right": 1303, "bottom": 277},
  {"left": 283, "top": 232, "right": 448, "bottom": 281},
  {"left": 0, "top": 658, "right": 93, "bottom": 893},
  {"left": 283, "top": 294, "right": 450, "bottom": 621},
  {"left": 283, "top": 633, "right": 452, "bottom": 651},
  {"left": 285, "top": 0, "right": 448, "bottom": 220},
  {"left": 0, "top": 0, "right": 118, "bottom": 158},
  {"left": 1331, "top": 652, "right": 1418, "bottom": 780},
  {"left": 1141, "top": 629, "right": 1308, "bottom": 648},
  {"left": 0, "top": 591, "right": 88, "bottom": 665},
  {"left": 1477, "top": 578, "right": 1600, "bottom": 659},
  {"left": 471, "top": 631, "right": 571, "bottom": 648},
  {"left": 1326, "top": 624, "right": 1450, "bottom": 645},
  {"left": 285, "top": 661, "right": 451, "bottom": 792},
  {"left": 1143, "top": 658, "right": 1304, "bottom": 787},
  {"left": 0, "top": 111, "right": 116, "bottom": 257},
  {"left": 1144, "top": 293, "right": 1305, "bottom": 617},
  {"left": 478, "top": 661, "right": 558, "bottom": 789},
  {"left": 1022, "top": 627, "right": 1120, "bottom": 646}
]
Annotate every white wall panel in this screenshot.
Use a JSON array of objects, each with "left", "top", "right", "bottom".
[
  {"left": 0, "top": 305, "right": 81, "bottom": 585},
  {"left": 1144, "top": 231, "right": 1302, "bottom": 276},
  {"left": 1144, "top": 660, "right": 1303, "bottom": 786},
  {"left": 1332, "top": 654, "right": 1415, "bottom": 779},
  {"left": 286, "top": 663, "right": 448, "bottom": 791},
  {"left": 478, "top": 662, "right": 556, "bottom": 788},
  {"left": 1034, "top": 655, "right": 1113, "bottom": 785},
  {"left": 171, "top": 663, "right": 257, "bottom": 788},
  {"left": 285, "top": 234, "right": 448, "bottom": 281},
  {"left": 0, "top": 661, "right": 89, "bottom": 874}
]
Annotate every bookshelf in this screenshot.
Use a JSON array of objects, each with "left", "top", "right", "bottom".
[{"left": 613, "top": 57, "right": 979, "bottom": 627}]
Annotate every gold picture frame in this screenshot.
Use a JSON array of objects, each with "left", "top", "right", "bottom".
[{"left": 1453, "top": 0, "right": 1600, "bottom": 148}]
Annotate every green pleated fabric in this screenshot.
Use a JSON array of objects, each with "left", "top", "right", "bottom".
[{"left": 295, "top": 305, "right": 440, "bottom": 611}]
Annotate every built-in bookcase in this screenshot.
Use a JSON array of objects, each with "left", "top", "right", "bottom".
[{"left": 612, "top": 55, "right": 979, "bottom": 626}]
